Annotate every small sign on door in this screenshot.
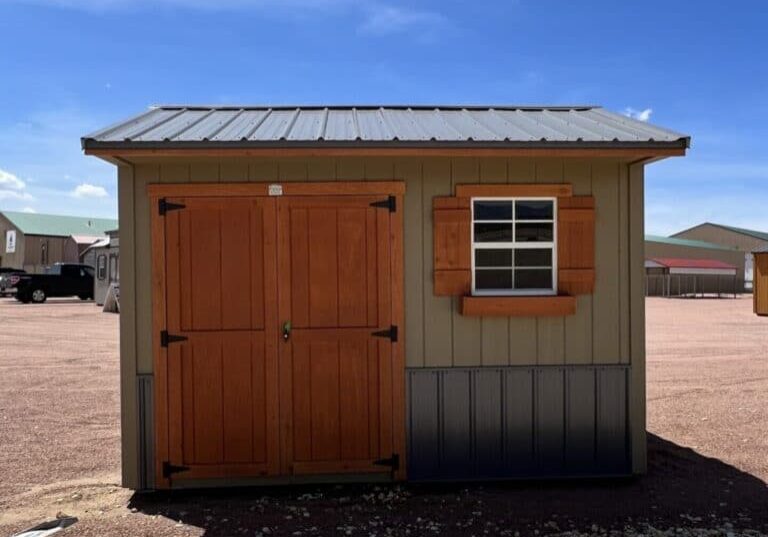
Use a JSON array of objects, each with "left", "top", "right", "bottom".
[{"left": 268, "top": 184, "right": 283, "bottom": 196}]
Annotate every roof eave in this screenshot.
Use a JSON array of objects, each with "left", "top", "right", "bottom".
[{"left": 82, "top": 139, "right": 689, "bottom": 158}]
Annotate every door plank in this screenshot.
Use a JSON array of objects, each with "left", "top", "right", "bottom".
[
  {"left": 308, "top": 208, "right": 339, "bottom": 327},
  {"left": 338, "top": 208, "right": 368, "bottom": 326},
  {"left": 289, "top": 208, "right": 310, "bottom": 328},
  {"left": 192, "top": 337, "right": 224, "bottom": 463},
  {"left": 309, "top": 341, "right": 342, "bottom": 461},
  {"left": 190, "top": 204, "right": 223, "bottom": 330},
  {"left": 222, "top": 332, "right": 254, "bottom": 463},
  {"left": 339, "top": 338, "right": 371, "bottom": 460}
]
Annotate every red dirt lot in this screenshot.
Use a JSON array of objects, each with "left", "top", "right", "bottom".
[{"left": 1, "top": 295, "right": 767, "bottom": 536}]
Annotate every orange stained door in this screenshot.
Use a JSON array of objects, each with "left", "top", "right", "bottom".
[
  {"left": 160, "top": 197, "right": 280, "bottom": 483},
  {"left": 277, "top": 196, "right": 398, "bottom": 476}
]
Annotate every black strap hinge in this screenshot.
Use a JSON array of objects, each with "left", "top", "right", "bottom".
[
  {"left": 372, "top": 325, "right": 398, "bottom": 342},
  {"left": 161, "top": 330, "right": 188, "bottom": 347},
  {"left": 162, "top": 461, "right": 190, "bottom": 478},
  {"left": 370, "top": 196, "right": 396, "bottom": 212},
  {"left": 159, "top": 198, "right": 186, "bottom": 216},
  {"left": 373, "top": 453, "right": 400, "bottom": 471}
]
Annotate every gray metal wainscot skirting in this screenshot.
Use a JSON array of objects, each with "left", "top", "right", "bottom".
[{"left": 407, "top": 365, "right": 630, "bottom": 480}]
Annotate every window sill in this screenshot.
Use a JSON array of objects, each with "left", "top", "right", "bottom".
[{"left": 460, "top": 295, "right": 576, "bottom": 317}]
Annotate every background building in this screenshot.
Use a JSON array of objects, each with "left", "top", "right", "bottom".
[
  {"left": 672, "top": 223, "right": 768, "bottom": 290},
  {"left": 0, "top": 211, "right": 118, "bottom": 273},
  {"left": 645, "top": 234, "right": 746, "bottom": 293},
  {"left": 81, "top": 228, "right": 119, "bottom": 306}
]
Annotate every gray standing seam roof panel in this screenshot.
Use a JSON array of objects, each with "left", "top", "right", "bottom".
[{"left": 82, "top": 105, "right": 690, "bottom": 149}]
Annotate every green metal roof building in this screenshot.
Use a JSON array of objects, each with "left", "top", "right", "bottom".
[
  {"left": 645, "top": 232, "right": 748, "bottom": 292},
  {"left": 670, "top": 222, "right": 768, "bottom": 290},
  {"left": 0, "top": 210, "right": 118, "bottom": 272}
]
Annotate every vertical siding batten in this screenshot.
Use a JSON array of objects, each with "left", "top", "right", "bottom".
[
  {"left": 618, "top": 164, "right": 631, "bottom": 364},
  {"left": 534, "top": 160, "right": 565, "bottom": 365},
  {"left": 628, "top": 162, "right": 647, "bottom": 473},
  {"left": 118, "top": 164, "right": 139, "bottom": 488},
  {"left": 563, "top": 160, "right": 594, "bottom": 364},
  {"left": 591, "top": 161, "right": 621, "bottom": 364},
  {"left": 400, "top": 158, "right": 424, "bottom": 368},
  {"left": 422, "top": 159, "right": 453, "bottom": 366},
  {"left": 136, "top": 163, "right": 162, "bottom": 374},
  {"left": 450, "top": 158, "right": 482, "bottom": 366}
]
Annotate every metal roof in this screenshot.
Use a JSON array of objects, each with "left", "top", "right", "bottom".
[
  {"left": 0, "top": 211, "right": 118, "bottom": 238},
  {"left": 82, "top": 105, "right": 690, "bottom": 150},
  {"left": 708, "top": 223, "right": 768, "bottom": 243},
  {"left": 645, "top": 234, "right": 737, "bottom": 251},
  {"left": 647, "top": 257, "right": 738, "bottom": 270}
]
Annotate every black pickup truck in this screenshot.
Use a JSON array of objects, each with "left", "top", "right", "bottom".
[{"left": 15, "top": 263, "right": 95, "bottom": 303}]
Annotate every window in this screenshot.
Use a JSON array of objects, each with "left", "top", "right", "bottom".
[
  {"left": 97, "top": 255, "right": 107, "bottom": 280},
  {"left": 471, "top": 198, "right": 557, "bottom": 296},
  {"left": 109, "top": 254, "right": 119, "bottom": 282}
]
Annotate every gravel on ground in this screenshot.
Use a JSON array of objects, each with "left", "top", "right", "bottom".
[{"left": 0, "top": 296, "right": 766, "bottom": 536}]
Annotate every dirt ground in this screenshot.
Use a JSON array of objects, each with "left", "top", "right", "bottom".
[{"left": 0, "top": 296, "right": 767, "bottom": 536}]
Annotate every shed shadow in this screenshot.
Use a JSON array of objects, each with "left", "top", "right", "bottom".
[{"left": 128, "top": 434, "right": 768, "bottom": 536}]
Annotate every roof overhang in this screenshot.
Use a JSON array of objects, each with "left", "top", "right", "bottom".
[{"left": 83, "top": 140, "right": 687, "bottom": 160}]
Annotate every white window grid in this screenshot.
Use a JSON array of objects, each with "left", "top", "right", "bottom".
[{"left": 470, "top": 197, "right": 558, "bottom": 296}]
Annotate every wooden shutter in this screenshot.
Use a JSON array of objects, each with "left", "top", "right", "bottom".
[
  {"left": 433, "top": 197, "right": 471, "bottom": 296},
  {"left": 558, "top": 196, "right": 596, "bottom": 295}
]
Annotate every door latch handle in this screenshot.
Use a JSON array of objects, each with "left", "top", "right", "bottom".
[{"left": 282, "top": 321, "right": 292, "bottom": 341}]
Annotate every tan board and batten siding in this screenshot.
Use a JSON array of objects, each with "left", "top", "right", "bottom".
[{"left": 117, "top": 156, "right": 647, "bottom": 486}]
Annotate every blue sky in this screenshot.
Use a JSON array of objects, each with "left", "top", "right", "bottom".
[{"left": 0, "top": 0, "right": 766, "bottom": 235}]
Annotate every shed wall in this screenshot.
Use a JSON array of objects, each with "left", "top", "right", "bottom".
[
  {"left": 22, "top": 235, "right": 67, "bottom": 273},
  {"left": 755, "top": 253, "right": 768, "bottom": 315},
  {"left": 0, "top": 213, "right": 25, "bottom": 269},
  {"left": 117, "top": 156, "right": 645, "bottom": 487}
]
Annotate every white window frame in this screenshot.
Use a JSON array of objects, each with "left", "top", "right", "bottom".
[
  {"left": 97, "top": 254, "right": 107, "bottom": 280},
  {"left": 470, "top": 196, "right": 558, "bottom": 296}
]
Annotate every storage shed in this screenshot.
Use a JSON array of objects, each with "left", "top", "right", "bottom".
[
  {"left": 754, "top": 246, "right": 768, "bottom": 316},
  {"left": 81, "top": 229, "right": 119, "bottom": 306},
  {"left": 82, "top": 105, "right": 689, "bottom": 490}
]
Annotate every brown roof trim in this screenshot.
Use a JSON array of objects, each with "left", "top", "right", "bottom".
[{"left": 85, "top": 144, "right": 686, "bottom": 159}]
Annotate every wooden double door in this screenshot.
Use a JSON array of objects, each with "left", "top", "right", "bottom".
[{"left": 151, "top": 185, "right": 404, "bottom": 487}]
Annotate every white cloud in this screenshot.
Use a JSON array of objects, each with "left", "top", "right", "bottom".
[
  {"left": 21, "top": 207, "right": 37, "bottom": 213},
  {"left": 11, "top": 0, "right": 447, "bottom": 36},
  {"left": 0, "top": 168, "right": 26, "bottom": 191},
  {"left": 623, "top": 107, "right": 653, "bottom": 122},
  {"left": 72, "top": 183, "right": 109, "bottom": 198},
  {"left": 359, "top": 4, "right": 446, "bottom": 36},
  {"left": 0, "top": 190, "right": 34, "bottom": 202},
  {"left": 0, "top": 167, "right": 34, "bottom": 204}
]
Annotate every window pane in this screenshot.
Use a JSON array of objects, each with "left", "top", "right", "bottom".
[
  {"left": 515, "top": 269, "right": 552, "bottom": 289},
  {"left": 476, "top": 269, "right": 513, "bottom": 290},
  {"left": 474, "top": 201, "right": 513, "bottom": 220},
  {"left": 515, "top": 223, "right": 553, "bottom": 242},
  {"left": 475, "top": 249, "right": 513, "bottom": 267},
  {"left": 475, "top": 223, "right": 513, "bottom": 242},
  {"left": 514, "top": 249, "right": 552, "bottom": 267},
  {"left": 515, "top": 200, "right": 553, "bottom": 220}
]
